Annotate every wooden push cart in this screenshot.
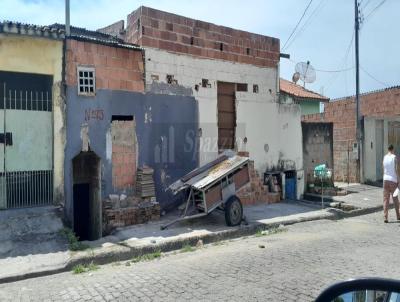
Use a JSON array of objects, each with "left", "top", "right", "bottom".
[{"left": 161, "top": 152, "right": 250, "bottom": 230}]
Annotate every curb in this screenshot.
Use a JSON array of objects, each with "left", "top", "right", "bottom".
[{"left": 0, "top": 203, "right": 384, "bottom": 285}]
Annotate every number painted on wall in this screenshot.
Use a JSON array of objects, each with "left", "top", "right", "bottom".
[{"left": 85, "top": 109, "right": 104, "bottom": 121}]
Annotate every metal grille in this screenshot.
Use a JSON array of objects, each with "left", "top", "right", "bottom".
[
  {"left": 1, "top": 80, "right": 54, "bottom": 209},
  {"left": 0, "top": 171, "right": 53, "bottom": 208},
  {"left": 0, "top": 89, "right": 52, "bottom": 111}
]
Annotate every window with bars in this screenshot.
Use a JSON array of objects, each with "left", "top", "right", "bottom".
[{"left": 77, "top": 66, "right": 96, "bottom": 96}]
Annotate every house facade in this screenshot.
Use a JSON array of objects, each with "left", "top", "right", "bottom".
[
  {"left": 0, "top": 22, "right": 64, "bottom": 210},
  {"left": 279, "top": 78, "right": 329, "bottom": 115},
  {"left": 302, "top": 86, "right": 400, "bottom": 184},
  {"left": 62, "top": 27, "right": 198, "bottom": 239},
  {"left": 99, "top": 6, "right": 305, "bottom": 200}
]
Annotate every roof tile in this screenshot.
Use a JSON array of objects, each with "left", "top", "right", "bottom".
[{"left": 280, "top": 78, "right": 329, "bottom": 102}]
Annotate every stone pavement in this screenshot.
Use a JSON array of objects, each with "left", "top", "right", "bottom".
[
  {"left": 0, "top": 184, "right": 386, "bottom": 284},
  {"left": 1, "top": 211, "right": 400, "bottom": 302},
  {"left": 0, "top": 201, "right": 326, "bottom": 283}
]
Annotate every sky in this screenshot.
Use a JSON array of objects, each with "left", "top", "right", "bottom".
[{"left": 1, "top": 0, "right": 398, "bottom": 99}]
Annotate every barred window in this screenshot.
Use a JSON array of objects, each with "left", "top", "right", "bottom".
[{"left": 77, "top": 66, "right": 95, "bottom": 96}]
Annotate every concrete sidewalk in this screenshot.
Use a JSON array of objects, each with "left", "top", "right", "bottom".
[
  {"left": 0, "top": 206, "right": 69, "bottom": 283},
  {"left": 0, "top": 184, "right": 385, "bottom": 284},
  {"left": 304, "top": 183, "right": 384, "bottom": 211}
]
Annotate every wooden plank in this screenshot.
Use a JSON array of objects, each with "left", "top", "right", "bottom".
[{"left": 205, "top": 184, "right": 222, "bottom": 209}]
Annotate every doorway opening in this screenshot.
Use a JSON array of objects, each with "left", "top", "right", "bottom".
[{"left": 72, "top": 151, "right": 101, "bottom": 241}]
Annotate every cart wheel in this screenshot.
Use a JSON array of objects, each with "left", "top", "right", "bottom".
[{"left": 225, "top": 196, "right": 243, "bottom": 226}]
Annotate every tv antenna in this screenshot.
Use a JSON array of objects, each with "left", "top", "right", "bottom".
[{"left": 295, "top": 61, "right": 316, "bottom": 87}]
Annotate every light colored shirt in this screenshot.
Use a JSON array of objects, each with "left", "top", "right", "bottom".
[{"left": 383, "top": 153, "right": 398, "bottom": 182}]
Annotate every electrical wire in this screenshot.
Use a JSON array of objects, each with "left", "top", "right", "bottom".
[
  {"left": 282, "top": 0, "right": 314, "bottom": 51},
  {"left": 362, "top": 0, "right": 373, "bottom": 9},
  {"left": 364, "top": 0, "right": 387, "bottom": 21},
  {"left": 287, "top": 57, "right": 354, "bottom": 73},
  {"left": 284, "top": 0, "right": 328, "bottom": 50},
  {"left": 315, "top": 66, "right": 355, "bottom": 73},
  {"left": 360, "top": 66, "right": 390, "bottom": 87},
  {"left": 323, "top": 30, "right": 355, "bottom": 92}
]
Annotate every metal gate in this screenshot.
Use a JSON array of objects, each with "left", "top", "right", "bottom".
[{"left": 0, "top": 77, "right": 53, "bottom": 209}]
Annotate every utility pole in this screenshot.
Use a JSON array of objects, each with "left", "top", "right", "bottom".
[
  {"left": 355, "top": 0, "right": 363, "bottom": 183},
  {"left": 65, "top": 0, "right": 70, "bottom": 36}
]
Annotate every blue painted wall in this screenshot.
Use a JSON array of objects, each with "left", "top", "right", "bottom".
[{"left": 64, "top": 87, "right": 199, "bottom": 223}]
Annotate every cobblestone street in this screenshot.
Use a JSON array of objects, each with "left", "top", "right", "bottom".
[{"left": 1, "top": 211, "right": 400, "bottom": 302}]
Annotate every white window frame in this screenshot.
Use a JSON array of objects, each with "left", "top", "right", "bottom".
[{"left": 77, "top": 66, "right": 96, "bottom": 96}]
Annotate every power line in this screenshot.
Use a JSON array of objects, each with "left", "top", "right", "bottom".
[
  {"left": 362, "top": 0, "right": 373, "bottom": 9},
  {"left": 360, "top": 66, "right": 390, "bottom": 87},
  {"left": 284, "top": 0, "right": 328, "bottom": 50},
  {"left": 287, "top": 57, "right": 354, "bottom": 73},
  {"left": 282, "top": 0, "right": 314, "bottom": 51},
  {"left": 323, "top": 30, "right": 355, "bottom": 92},
  {"left": 364, "top": 0, "right": 387, "bottom": 21},
  {"left": 315, "top": 66, "right": 355, "bottom": 73}
]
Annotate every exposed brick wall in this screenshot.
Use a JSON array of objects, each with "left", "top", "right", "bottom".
[
  {"left": 302, "top": 87, "right": 400, "bottom": 183},
  {"left": 237, "top": 160, "right": 281, "bottom": 204},
  {"left": 104, "top": 202, "right": 160, "bottom": 230},
  {"left": 97, "top": 20, "right": 126, "bottom": 39},
  {"left": 65, "top": 38, "right": 145, "bottom": 92},
  {"left": 111, "top": 120, "right": 137, "bottom": 190},
  {"left": 125, "top": 6, "right": 280, "bottom": 68}
]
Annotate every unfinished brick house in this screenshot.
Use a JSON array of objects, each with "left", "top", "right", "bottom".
[
  {"left": 99, "top": 6, "right": 304, "bottom": 201},
  {"left": 302, "top": 86, "right": 400, "bottom": 185},
  {"left": 62, "top": 26, "right": 198, "bottom": 239}
]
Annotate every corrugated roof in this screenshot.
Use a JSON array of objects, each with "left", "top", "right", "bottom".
[
  {"left": 0, "top": 21, "right": 141, "bottom": 50},
  {"left": 0, "top": 21, "right": 65, "bottom": 39},
  {"left": 168, "top": 151, "right": 249, "bottom": 193},
  {"left": 51, "top": 23, "right": 142, "bottom": 50},
  {"left": 191, "top": 156, "right": 248, "bottom": 190},
  {"left": 280, "top": 78, "right": 329, "bottom": 102}
]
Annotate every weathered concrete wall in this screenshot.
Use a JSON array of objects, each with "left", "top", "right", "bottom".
[
  {"left": 0, "top": 34, "right": 64, "bottom": 204},
  {"left": 301, "top": 122, "right": 333, "bottom": 188},
  {"left": 143, "top": 47, "right": 292, "bottom": 174},
  {"left": 278, "top": 104, "right": 304, "bottom": 199},
  {"left": 64, "top": 87, "right": 198, "bottom": 222}
]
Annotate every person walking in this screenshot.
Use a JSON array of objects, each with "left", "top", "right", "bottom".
[{"left": 383, "top": 144, "right": 400, "bottom": 223}]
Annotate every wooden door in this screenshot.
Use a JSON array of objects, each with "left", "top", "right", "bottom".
[{"left": 217, "top": 82, "right": 236, "bottom": 151}]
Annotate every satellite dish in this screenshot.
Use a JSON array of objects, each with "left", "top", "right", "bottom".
[
  {"left": 295, "top": 61, "right": 316, "bottom": 85},
  {"left": 292, "top": 72, "right": 300, "bottom": 84}
]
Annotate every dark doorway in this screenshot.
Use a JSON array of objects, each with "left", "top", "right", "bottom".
[
  {"left": 217, "top": 82, "right": 236, "bottom": 151},
  {"left": 72, "top": 151, "right": 101, "bottom": 241},
  {"left": 73, "top": 183, "right": 90, "bottom": 241}
]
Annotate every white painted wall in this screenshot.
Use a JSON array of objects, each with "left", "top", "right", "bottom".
[
  {"left": 364, "top": 117, "right": 377, "bottom": 182},
  {"left": 144, "top": 48, "right": 303, "bottom": 197},
  {"left": 364, "top": 117, "right": 400, "bottom": 182}
]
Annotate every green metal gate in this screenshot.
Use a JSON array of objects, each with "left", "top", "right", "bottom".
[{"left": 0, "top": 82, "right": 53, "bottom": 209}]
